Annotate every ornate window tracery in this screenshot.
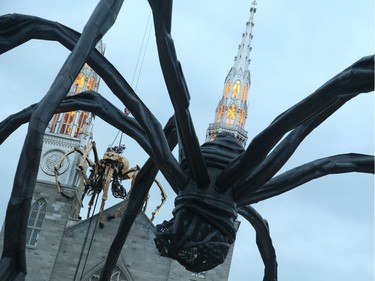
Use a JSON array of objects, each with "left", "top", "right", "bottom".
[
  {"left": 26, "top": 198, "right": 46, "bottom": 247},
  {"left": 226, "top": 104, "right": 236, "bottom": 125},
  {"left": 232, "top": 80, "right": 241, "bottom": 99}
]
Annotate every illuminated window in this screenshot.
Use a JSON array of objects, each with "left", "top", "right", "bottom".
[
  {"left": 232, "top": 80, "right": 241, "bottom": 99},
  {"left": 224, "top": 80, "right": 231, "bottom": 98},
  {"left": 241, "top": 84, "right": 248, "bottom": 102},
  {"left": 49, "top": 113, "right": 61, "bottom": 134},
  {"left": 26, "top": 199, "right": 46, "bottom": 247},
  {"left": 86, "top": 76, "right": 95, "bottom": 90},
  {"left": 60, "top": 112, "right": 76, "bottom": 135},
  {"left": 226, "top": 104, "right": 236, "bottom": 124},
  {"left": 216, "top": 105, "right": 225, "bottom": 123},
  {"left": 74, "top": 112, "right": 88, "bottom": 137},
  {"left": 238, "top": 109, "right": 246, "bottom": 127},
  {"left": 74, "top": 73, "right": 86, "bottom": 93}
]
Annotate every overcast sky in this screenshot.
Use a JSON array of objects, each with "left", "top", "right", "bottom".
[{"left": 0, "top": 1, "right": 373, "bottom": 280}]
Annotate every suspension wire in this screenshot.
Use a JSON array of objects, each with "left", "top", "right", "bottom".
[
  {"left": 134, "top": 20, "right": 152, "bottom": 90},
  {"left": 117, "top": 11, "right": 152, "bottom": 145},
  {"left": 130, "top": 12, "right": 152, "bottom": 88},
  {"left": 79, "top": 196, "right": 101, "bottom": 280},
  {"left": 111, "top": 130, "right": 121, "bottom": 148},
  {"left": 73, "top": 195, "right": 100, "bottom": 281}
]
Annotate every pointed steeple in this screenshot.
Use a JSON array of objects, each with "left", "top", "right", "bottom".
[{"left": 205, "top": 0, "right": 257, "bottom": 147}]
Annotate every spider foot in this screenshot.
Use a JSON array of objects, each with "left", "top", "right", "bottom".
[{"left": 99, "top": 222, "right": 104, "bottom": 229}]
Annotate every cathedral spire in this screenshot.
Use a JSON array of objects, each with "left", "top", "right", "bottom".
[{"left": 205, "top": 0, "right": 257, "bottom": 147}]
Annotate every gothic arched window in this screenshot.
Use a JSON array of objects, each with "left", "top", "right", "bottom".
[
  {"left": 238, "top": 109, "right": 246, "bottom": 128},
  {"left": 59, "top": 112, "right": 76, "bottom": 136},
  {"left": 26, "top": 198, "right": 47, "bottom": 247},
  {"left": 226, "top": 104, "right": 236, "bottom": 125},
  {"left": 74, "top": 112, "right": 88, "bottom": 137},
  {"left": 223, "top": 80, "right": 231, "bottom": 98},
  {"left": 74, "top": 72, "right": 86, "bottom": 93},
  {"left": 49, "top": 113, "right": 61, "bottom": 134},
  {"left": 216, "top": 105, "right": 225, "bottom": 123},
  {"left": 241, "top": 83, "right": 248, "bottom": 102},
  {"left": 232, "top": 80, "right": 241, "bottom": 99},
  {"left": 86, "top": 76, "right": 95, "bottom": 90}
]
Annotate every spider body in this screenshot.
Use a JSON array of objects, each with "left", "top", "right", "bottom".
[{"left": 155, "top": 133, "right": 243, "bottom": 272}]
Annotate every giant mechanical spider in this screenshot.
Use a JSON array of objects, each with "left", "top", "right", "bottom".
[{"left": 0, "top": 0, "right": 373, "bottom": 281}]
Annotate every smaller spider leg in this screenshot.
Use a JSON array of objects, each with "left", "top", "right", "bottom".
[
  {"left": 98, "top": 166, "right": 114, "bottom": 228},
  {"left": 150, "top": 178, "right": 167, "bottom": 222},
  {"left": 87, "top": 192, "right": 98, "bottom": 219},
  {"left": 238, "top": 206, "right": 278, "bottom": 281},
  {"left": 217, "top": 55, "right": 374, "bottom": 191},
  {"left": 149, "top": 0, "right": 210, "bottom": 186},
  {"left": 240, "top": 153, "right": 374, "bottom": 206},
  {"left": 54, "top": 146, "right": 86, "bottom": 199}
]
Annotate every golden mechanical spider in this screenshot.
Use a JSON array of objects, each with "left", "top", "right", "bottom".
[{"left": 54, "top": 141, "right": 167, "bottom": 228}]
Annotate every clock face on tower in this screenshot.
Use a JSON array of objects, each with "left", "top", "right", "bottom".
[{"left": 41, "top": 149, "right": 70, "bottom": 176}]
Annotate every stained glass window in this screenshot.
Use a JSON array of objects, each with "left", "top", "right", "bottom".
[
  {"left": 26, "top": 198, "right": 46, "bottom": 247},
  {"left": 226, "top": 104, "right": 236, "bottom": 124},
  {"left": 232, "top": 80, "right": 241, "bottom": 99}
]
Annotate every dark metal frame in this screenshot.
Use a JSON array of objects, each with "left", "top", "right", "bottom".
[{"left": 0, "top": 0, "right": 373, "bottom": 280}]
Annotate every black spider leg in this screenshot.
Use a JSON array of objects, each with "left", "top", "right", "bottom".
[
  {"left": 0, "top": 92, "right": 153, "bottom": 156},
  {"left": 99, "top": 116, "right": 177, "bottom": 281},
  {"left": 0, "top": 13, "right": 187, "bottom": 192},
  {"left": 244, "top": 153, "right": 374, "bottom": 205},
  {"left": 149, "top": 0, "right": 210, "bottom": 186},
  {"left": 216, "top": 55, "right": 374, "bottom": 193},
  {"left": 0, "top": 1, "right": 124, "bottom": 280},
  {"left": 233, "top": 94, "right": 359, "bottom": 202},
  {"left": 238, "top": 206, "right": 277, "bottom": 281}
]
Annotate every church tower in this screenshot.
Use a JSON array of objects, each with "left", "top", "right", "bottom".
[
  {"left": 14, "top": 42, "right": 105, "bottom": 279},
  {"left": 206, "top": 0, "right": 257, "bottom": 147}
]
